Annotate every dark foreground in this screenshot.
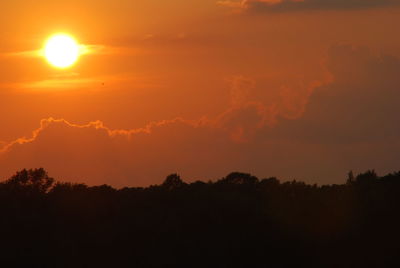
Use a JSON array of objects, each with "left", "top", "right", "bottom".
[{"left": 0, "top": 168, "right": 399, "bottom": 267}]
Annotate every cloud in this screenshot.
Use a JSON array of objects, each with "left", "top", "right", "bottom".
[
  {"left": 218, "top": 0, "right": 400, "bottom": 12},
  {"left": 1, "top": 44, "right": 111, "bottom": 60},
  {"left": 19, "top": 77, "right": 100, "bottom": 90},
  {"left": 208, "top": 74, "right": 328, "bottom": 142},
  {"left": 0, "top": 117, "right": 207, "bottom": 154},
  {"left": 266, "top": 44, "right": 400, "bottom": 145},
  {"left": 253, "top": 44, "right": 400, "bottom": 181},
  {"left": 4, "top": 45, "right": 399, "bottom": 186},
  {"left": 0, "top": 117, "right": 232, "bottom": 186},
  {"left": 215, "top": 102, "right": 277, "bottom": 142},
  {"left": 0, "top": 69, "right": 328, "bottom": 185}
]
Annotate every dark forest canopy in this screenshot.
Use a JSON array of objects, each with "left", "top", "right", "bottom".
[{"left": 1, "top": 168, "right": 400, "bottom": 267}]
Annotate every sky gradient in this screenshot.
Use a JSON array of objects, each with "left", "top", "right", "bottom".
[{"left": 1, "top": 0, "right": 400, "bottom": 186}]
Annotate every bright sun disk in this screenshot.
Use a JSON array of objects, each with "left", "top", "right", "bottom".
[{"left": 44, "top": 34, "right": 80, "bottom": 69}]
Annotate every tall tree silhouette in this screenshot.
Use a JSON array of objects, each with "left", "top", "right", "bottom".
[{"left": 4, "top": 168, "right": 54, "bottom": 193}]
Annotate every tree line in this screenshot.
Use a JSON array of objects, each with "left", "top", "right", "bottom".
[{"left": 0, "top": 168, "right": 399, "bottom": 267}]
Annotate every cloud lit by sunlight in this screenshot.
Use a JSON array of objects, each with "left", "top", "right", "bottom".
[{"left": 3, "top": 43, "right": 107, "bottom": 59}]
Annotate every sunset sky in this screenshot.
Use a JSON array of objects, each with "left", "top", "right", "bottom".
[{"left": 1, "top": 0, "right": 400, "bottom": 186}]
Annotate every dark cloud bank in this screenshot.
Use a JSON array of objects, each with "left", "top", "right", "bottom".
[{"left": 219, "top": 0, "right": 400, "bottom": 12}]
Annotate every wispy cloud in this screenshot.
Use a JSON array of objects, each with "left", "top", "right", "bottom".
[
  {"left": 0, "top": 117, "right": 208, "bottom": 154},
  {"left": 20, "top": 77, "right": 101, "bottom": 90},
  {"left": 2, "top": 44, "right": 111, "bottom": 59},
  {"left": 0, "top": 68, "right": 328, "bottom": 151},
  {"left": 218, "top": 0, "right": 400, "bottom": 12},
  {"left": 0, "top": 72, "right": 162, "bottom": 92}
]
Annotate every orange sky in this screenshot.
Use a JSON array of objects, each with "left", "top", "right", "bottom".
[{"left": 1, "top": 0, "right": 400, "bottom": 186}]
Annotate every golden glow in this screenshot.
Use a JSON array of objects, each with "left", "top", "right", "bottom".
[{"left": 44, "top": 34, "right": 80, "bottom": 69}]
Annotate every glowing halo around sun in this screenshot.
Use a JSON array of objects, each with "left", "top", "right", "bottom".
[{"left": 44, "top": 34, "right": 80, "bottom": 69}]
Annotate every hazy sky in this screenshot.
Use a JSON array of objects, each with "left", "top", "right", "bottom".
[{"left": 1, "top": 0, "right": 400, "bottom": 186}]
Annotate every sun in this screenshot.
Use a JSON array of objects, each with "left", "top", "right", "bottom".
[{"left": 44, "top": 34, "right": 80, "bottom": 69}]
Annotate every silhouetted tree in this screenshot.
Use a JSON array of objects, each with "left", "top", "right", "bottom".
[
  {"left": 347, "top": 170, "right": 355, "bottom": 185},
  {"left": 355, "top": 170, "right": 378, "bottom": 184},
  {"left": 259, "top": 177, "right": 280, "bottom": 188},
  {"left": 162, "top": 173, "right": 185, "bottom": 189},
  {"left": 219, "top": 172, "right": 259, "bottom": 185},
  {"left": 4, "top": 168, "right": 54, "bottom": 193},
  {"left": 0, "top": 168, "right": 398, "bottom": 267}
]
